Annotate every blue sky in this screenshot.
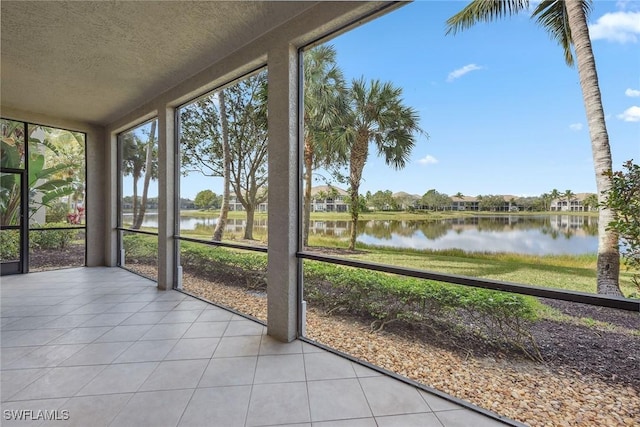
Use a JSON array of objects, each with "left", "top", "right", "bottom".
[{"left": 159, "top": 0, "right": 639, "bottom": 201}]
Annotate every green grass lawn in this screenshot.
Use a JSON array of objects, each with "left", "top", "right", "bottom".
[{"left": 167, "top": 210, "right": 638, "bottom": 297}]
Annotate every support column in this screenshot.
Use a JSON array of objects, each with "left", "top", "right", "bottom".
[
  {"left": 157, "top": 108, "right": 176, "bottom": 290},
  {"left": 267, "top": 44, "right": 299, "bottom": 342}
]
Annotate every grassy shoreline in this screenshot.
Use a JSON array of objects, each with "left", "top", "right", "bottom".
[
  {"left": 140, "top": 209, "right": 635, "bottom": 297},
  {"left": 180, "top": 208, "right": 599, "bottom": 221}
]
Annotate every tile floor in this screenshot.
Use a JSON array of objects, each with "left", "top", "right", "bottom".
[{"left": 1, "top": 267, "right": 516, "bottom": 426}]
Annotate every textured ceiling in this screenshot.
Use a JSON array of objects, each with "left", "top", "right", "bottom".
[{"left": 1, "top": 1, "right": 317, "bottom": 125}]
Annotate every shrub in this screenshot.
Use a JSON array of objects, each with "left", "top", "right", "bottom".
[
  {"left": 121, "top": 233, "right": 158, "bottom": 260},
  {"left": 0, "top": 230, "right": 20, "bottom": 261},
  {"left": 30, "top": 224, "right": 76, "bottom": 250},
  {"left": 602, "top": 160, "right": 640, "bottom": 291},
  {"left": 179, "top": 242, "right": 540, "bottom": 359},
  {"left": 303, "top": 261, "right": 541, "bottom": 360},
  {"left": 180, "top": 242, "right": 267, "bottom": 290},
  {"left": 45, "top": 202, "right": 70, "bottom": 223}
]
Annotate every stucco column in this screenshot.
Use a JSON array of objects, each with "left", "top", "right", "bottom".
[
  {"left": 157, "top": 108, "right": 176, "bottom": 290},
  {"left": 105, "top": 132, "right": 119, "bottom": 267},
  {"left": 267, "top": 44, "right": 299, "bottom": 342}
]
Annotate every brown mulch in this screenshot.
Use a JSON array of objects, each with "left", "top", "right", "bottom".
[{"left": 28, "top": 244, "right": 85, "bottom": 272}]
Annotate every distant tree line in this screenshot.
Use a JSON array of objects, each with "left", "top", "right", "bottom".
[{"left": 361, "top": 189, "right": 599, "bottom": 213}]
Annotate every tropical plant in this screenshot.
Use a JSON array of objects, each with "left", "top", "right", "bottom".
[
  {"left": 339, "top": 78, "right": 423, "bottom": 250},
  {"left": 41, "top": 127, "right": 85, "bottom": 219},
  {"left": 1, "top": 124, "right": 80, "bottom": 225},
  {"left": 302, "top": 45, "right": 349, "bottom": 246},
  {"left": 601, "top": 161, "right": 640, "bottom": 292},
  {"left": 446, "top": 0, "right": 622, "bottom": 295}
]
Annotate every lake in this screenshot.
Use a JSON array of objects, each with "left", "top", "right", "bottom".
[{"left": 129, "top": 213, "right": 599, "bottom": 256}]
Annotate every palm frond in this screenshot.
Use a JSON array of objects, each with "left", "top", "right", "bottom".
[
  {"left": 532, "top": 0, "right": 572, "bottom": 66},
  {"left": 446, "top": 0, "right": 530, "bottom": 35}
]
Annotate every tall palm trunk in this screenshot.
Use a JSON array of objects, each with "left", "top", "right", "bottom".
[
  {"left": 303, "top": 137, "right": 313, "bottom": 247},
  {"left": 213, "top": 89, "right": 230, "bottom": 241},
  {"left": 133, "top": 121, "right": 156, "bottom": 230},
  {"left": 566, "top": 0, "right": 620, "bottom": 295},
  {"left": 348, "top": 135, "right": 369, "bottom": 250}
]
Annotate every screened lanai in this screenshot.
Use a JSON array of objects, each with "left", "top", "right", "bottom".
[{"left": 2, "top": 2, "right": 638, "bottom": 427}]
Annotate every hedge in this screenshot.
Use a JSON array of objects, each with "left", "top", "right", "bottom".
[{"left": 178, "top": 241, "right": 541, "bottom": 359}]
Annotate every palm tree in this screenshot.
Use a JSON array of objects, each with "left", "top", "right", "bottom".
[
  {"left": 302, "top": 45, "right": 348, "bottom": 246},
  {"left": 446, "top": 0, "right": 622, "bottom": 295},
  {"left": 563, "top": 189, "right": 576, "bottom": 211},
  {"left": 549, "top": 188, "right": 561, "bottom": 211},
  {"left": 540, "top": 192, "right": 551, "bottom": 211},
  {"left": 341, "top": 78, "right": 423, "bottom": 250},
  {"left": 583, "top": 193, "right": 598, "bottom": 212}
]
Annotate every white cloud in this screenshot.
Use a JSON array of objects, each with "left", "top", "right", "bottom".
[
  {"left": 446, "top": 64, "right": 484, "bottom": 82},
  {"left": 617, "top": 106, "right": 640, "bottom": 122},
  {"left": 569, "top": 123, "right": 583, "bottom": 131},
  {"left": 589, "top": 11, "right": 640, "bottom": 43},
  {"left": 625, "top": 88, "right": 640, "bottom": 97},
  {"left": 418, "top": 155, "right": 439, "bottom": 165}
]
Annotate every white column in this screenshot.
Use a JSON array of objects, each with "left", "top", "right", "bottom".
[
  {"left": 157, "top": 108, "right": 176, "bottom": 290},
  {"left": 267, "top": 44, "right": 299, "bottom": 342}
]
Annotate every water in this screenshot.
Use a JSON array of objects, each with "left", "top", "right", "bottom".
[{"left": 130, "top": 213, "right": 599, "bottom": 256}]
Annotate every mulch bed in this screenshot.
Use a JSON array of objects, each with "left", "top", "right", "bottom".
[{"left": 28, "top": 244, "right": 85, "bottom": 272}]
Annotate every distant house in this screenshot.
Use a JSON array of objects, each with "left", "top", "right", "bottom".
[
  {"left": 229, "top": 194, "right": 268, "bottom": 213},
  {"left": 310, "top": 185, "right": 349, "bottom": 213},
  {"left": 450, "top": 196, "right": 479, "bottom": 211},
  {"left": 550, "top": 193, "right": 595, "bottom": 212},
  {"left": 180, "top": 198, "right": 196, "bottom": 210},
  {"left": 450, "top": 195, "right": 519, "bottom": 212}
]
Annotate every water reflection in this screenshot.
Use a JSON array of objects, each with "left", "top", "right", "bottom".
[
  {"left": 133, "top": 214, "right": 599, "bottom": 256},
  {"left": 356, "top": 216, "right": 598, "bottom": 255}
]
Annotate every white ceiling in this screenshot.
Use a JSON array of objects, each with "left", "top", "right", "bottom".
[{"left": 1, "top": 1, "right": 319, "bottom": 126}]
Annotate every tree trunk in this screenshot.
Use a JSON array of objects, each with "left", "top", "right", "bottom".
[
  {"left": 132, "top": 174, "right": 139, "bottom": 228},
  {"left": 213, "top": 89, "right": 230, "bottom": 241},
  {"left": 348, "top": 135, "right": 368, "bottom": 251},
  {"left": 244, "top": 206, "right": 255, "bottom": 240},
  {"left": 303, "top": 136, "right": 313, "bottom": 247},
  {"left": 565, "top": 0, "right": 621, "bottom": 295},
  {"left": 133, "top": 121, "right": 156, "bottom": 230}
]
